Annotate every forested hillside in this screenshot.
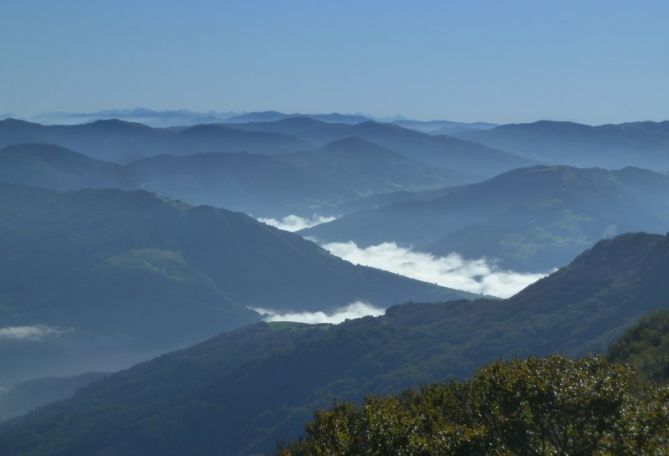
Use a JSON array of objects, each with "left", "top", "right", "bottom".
[
  {"left": 0, "top": 184, "right": 468, "bottom": 384},
  {"left": 0, "top": 233, "right": 666, "bottom": 455}
]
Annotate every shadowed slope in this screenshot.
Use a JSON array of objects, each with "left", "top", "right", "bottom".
[{"left": 0, "top": 233, "right": 666, "bottom": 455}]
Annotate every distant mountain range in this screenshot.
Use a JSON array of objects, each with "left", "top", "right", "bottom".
[
  {"left": 0, "top": 142, "right": 461, "bottom": 217},
  {"left": 0, "top": 144, "right": 130, "bottom": 190},
  {"left": 125, "top": 151, "right": 354, "bottom": 217},
  {"left": 227, "top": 117, "right": 534, "bottom": 178},
  {"left": 0, "top": 184, "right": 469, "bottom": 385},
  {"left": 7, "top": 109, "right": 497, "bottom": 133},
  {"left": 3, "top": 139, "right": 667, "bottom": 272},
  {"left": 13, "top": 115, "right": 667, "bottom": 187},
  {"left": 304, "top": 165, "right": 669, "bottom": 271},
  {"left": 6, "top": 113, "right": 668, "bottom": 173},
  {"left": 0, "top": 117, "right": 531, "bottom": 181},
  {"left": 457, "top": 120, "right": 669, "bottom": 171},
  {"left": 392, "top": 119, "right": 497, "bottom": 135},
  {"left": 1, "top": 109, "right": 668, "bottom": 455},
  {"left": 20, "top": 109, "right": 372, "bottom": 127},
  {"left": 0, "top": 118, "right": 310, "bottom": 163},
  {"left": 226, "top": 112, "right": 497, "bottom": 134},
  {"left": 280, "top": 137, "right": 462, "bottom": 196},
  {"left": 225, "top": 110, "right": 372, "bottom": 124},
  {"left": 1, "top": 232, "right": 666, "bottom": 455},
  {"left": 23, "top": 109, "right": 238, "bottom": 128}
]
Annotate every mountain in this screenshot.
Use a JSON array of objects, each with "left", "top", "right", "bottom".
[
  {"left": 0, "top": 144, "right": 128, "bottom": 190},
  {"left": 308, "top": 113, "right": 370, "bottom": 124},
  {"left": 27, "top": 109, "right": 238, "bottom": 128},
  {"left": 304, "top": 165, "right": 669, "bottom": 271},
  {"left": 227, "top": 116, "right": 349, "bottom": 142},
  {"left": 225, "top": 111, "right": 291, "bottom": 123},
  {"left": 226, "top": 111, "right": 370, "bottom": 124},
  {"left": 173, "top": 123, "right": 309, "bottom": 156},
  {"left": 280, "top": 137, "right": 463, "bottom": 196},
  {"left": 230, "top": 117, "right": 535, "bottom": 178},
  {"left": 0, "top": 373, "right": 107, "bottom": 422},
  {"left": 0, "top": 184, "right": 469, "bottom": 384},
  {"left": 27, "top": 109, "right": 370, "bottom": 127},
  {"left": 0, "top": 117, "right": 529, "bottom": 178},
  {"left": 0, "top": 143, "right": 462, "bottom": 218},
  {"left": 126, "top": 152, "right": 353, "bottom": 217},
  {"left": 0, "top": 143, "right": 349, "bottom": 217},
  {"left": 0, "top": 118, "right": 309, "bottom": 163},
  {"left": 392, "top": 119, "right": 497, "bottom": 135},
  {"left": 458, "top": 120, "right": 669, "bottom": 171},
  {"left": 328, "top": 185, "right": 462, "bottom": 216},
  {"left": 0, "top": 118, "right": 179, "bottom": 163},
  {"left": 347, "top": 121, "right": 528, "bottom": 178},
  {"left": 0, "top": 232, "right": 666, "bottom": 455}
]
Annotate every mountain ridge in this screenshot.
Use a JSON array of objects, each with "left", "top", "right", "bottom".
[
  {"left": 0, "top": 142, "right": 465, "bottom": 217},
  {"left": 304, "top": 165, "right": 669, "bottom": 270},
  {"left": 227, "top": 117, "right": 535, "bottom": 178},
  {"left": 0, "top": 183, "right": 470, "bottom": 384},
  {"left": 0, "top": 232, "right": 667, "bottom": 455},
  {"left": 0, "top": 118, "right": 310, "bottom": 163},
  {"left": 458, "top": 119, "right": 669, "bottom": 170},
  {"left": 280, "top": 136, "right": 463, "bottom": 196}
]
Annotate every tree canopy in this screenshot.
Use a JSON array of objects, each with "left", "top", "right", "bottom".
[
  {"left": 608, "top": 310, "right": 669, "bottom": 384},
  {"left": 279, "top": 356, "right": 669, "bottom": 455}
]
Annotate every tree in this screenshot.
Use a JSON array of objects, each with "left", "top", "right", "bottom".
[{"left": 279, "top": 356, "right": 669, "bottom": 455}]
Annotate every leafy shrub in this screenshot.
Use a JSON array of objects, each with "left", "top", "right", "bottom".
[{"left": 279, "top": 356, "right": 669, "bottom": 455}]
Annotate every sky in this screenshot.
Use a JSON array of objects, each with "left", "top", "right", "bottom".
[{"left": 1, "top": 0, "right": 668, "bottom": 124}]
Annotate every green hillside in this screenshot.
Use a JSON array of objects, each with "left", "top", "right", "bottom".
[
  {"left": 0, "top": 184, "right": 469, "bottom": 384},
  {"left": 608, "top": 310, "right": 669, "bottom": 384},
  {"left": 0, "top": 233, "right": 666, "bottom": 455}
]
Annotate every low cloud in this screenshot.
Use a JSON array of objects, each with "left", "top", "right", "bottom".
[
  {"left": 258, "top": 214, "right": 336, "bottom": 232},
  {"left": 0, "top": 325, "right": 64, "bottom": 341},
  {"left": 252, "top": 301, "right": 385, "bottom": 324},
  {"left": 322, "top": 241, "right": 547, "bottom": 299}
]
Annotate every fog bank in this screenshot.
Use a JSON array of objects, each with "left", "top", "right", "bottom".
[
  {"left": 0, "top": 325, "right": 64, "bottom": 341},
  {"left": 322, "top": 241, "right": 547, "bottom": 298},
  {"left": 252, "top": 301, "right": 384, "bottom": 324},
  {"left": 258, "top": 214, "right": 336, "bottom": 232}
]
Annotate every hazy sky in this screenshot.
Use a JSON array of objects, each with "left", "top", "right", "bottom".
[{"left": 1, "top": 0, "right": 668, "bottom": 123}]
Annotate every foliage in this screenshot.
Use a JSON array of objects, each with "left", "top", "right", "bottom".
[
  {"left": 608, "top": 310, "right": 669, "bottom": 384},
  {"left": 279, "top": 356, "right": 669, "bottom": 455}
]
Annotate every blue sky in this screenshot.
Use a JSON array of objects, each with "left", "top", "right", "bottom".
[{"left": 1, "top": 0, "right": 667, "bottom": 123}]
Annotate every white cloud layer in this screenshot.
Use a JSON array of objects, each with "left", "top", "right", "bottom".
[
  {"left": 0, "top": 325, "right": 64, "bottom": 341},
  {"left": 252, "top": 301, "right": 385, "bottom": 324},
  {"left": 322, "top": 241, "right": 547, "bottom": 298},
  {"left": 258, "top": 214, "right": 336, "bottom": 232}
]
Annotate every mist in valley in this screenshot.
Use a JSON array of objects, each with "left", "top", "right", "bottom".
[{"left": 1, "top": 1, "right": 668, "bottom": 454}]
